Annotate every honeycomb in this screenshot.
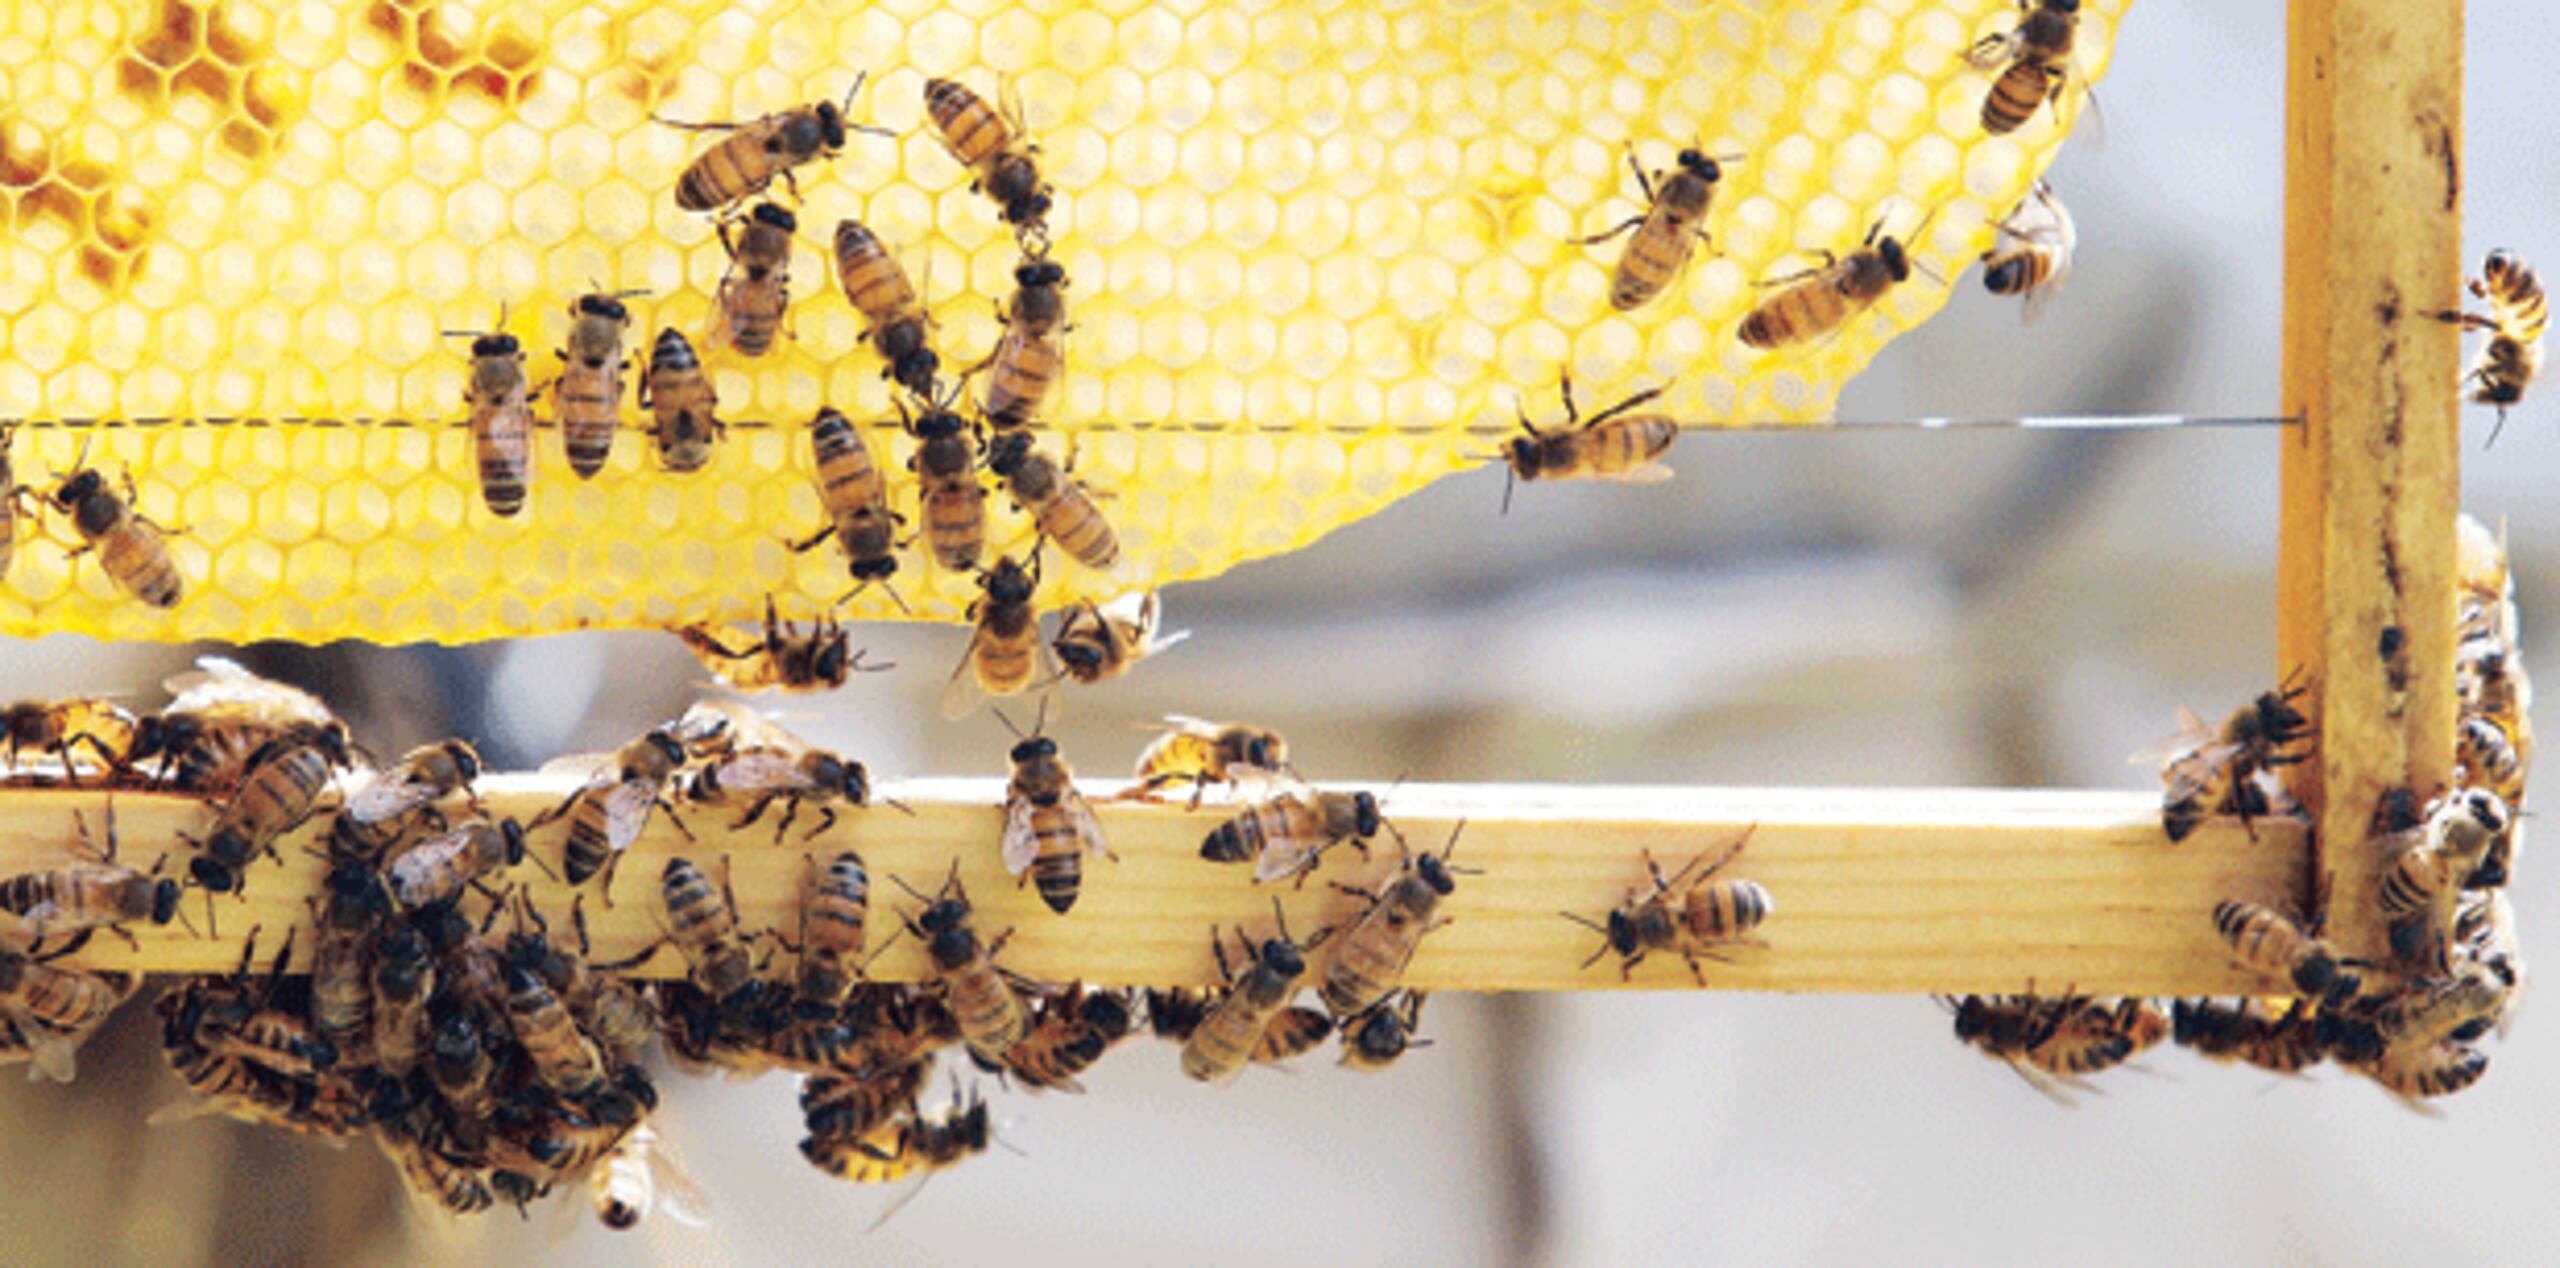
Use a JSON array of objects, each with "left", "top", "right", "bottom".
[{"left": 0, "top": 0, "right": 2122, "bottom": 643}]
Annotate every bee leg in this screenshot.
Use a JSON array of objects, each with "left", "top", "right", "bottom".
[
  {"left": 788, "top": 523, "right": 838, "bottom": 553},
  {"left": 733, "top": 794, "right": 777, "bottom": 831},
  {"left": 800, "top": 804, "right": 836, "bottom": 844},
  {"left": 2434, "top": 309, "right": 2497, "bottom": 331},
  {"left": 593, "top": 938, "right": 666, "bottom": 974},
  {"left": 103, "top": 923, "right": 139, "bottom": 953},
  {"left": 658, "top": 799, "right": 697, "bottom": 841},
  {"left": 525, "top": 789, "right": 580, "bottom": 834},
  {"left": 1571, "top": 215, "right": 1646, "bottom": 247},
  {"left": 1681, "top": 951, "right": 1708, "bottom": 988},
  {"left": 771, "top": 796, "right": 805, "bottom": 843}
]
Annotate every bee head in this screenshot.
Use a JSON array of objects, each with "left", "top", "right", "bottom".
[
  {"left": 849, "top": 555, "right": 900, "bottom": 582},
  {"left": 1053, "top": 639, "right": 1101, "bottom": 676},
  {"left": 1677, "top": 148, "right": 1720, "bottom": 182},
  {"left": 750, "top": 201, "right": 798, "bottom": 232},
  {"left": 1415, "top": 850, "right": 1457, "bottom": 896},
  {"left": 782, "top": 110, "right": 828, "bottom": 157},
  {"left": 497, "top": 819, "right": 528, "bottom": 866},
  {"left": 957, "top": 1098, "right": 992, "bottom": 1148},
  {"left": 1028, "top": 260, "right": 1066, "bottom": 288},
  {"left": 2313, "top": 1013, "right": 2383, "bottom": 1063},
  {"left": 1007, "top": 192, "right": 1053, "bottom": 225},
  {"left": 446, "top": 740, "right": 483, "bottom": 784},
  {"left": 1242, "top": 733, "right": 1285, "bottom": 771},
  {"left": 1507, "top": 435, "right": 1545, "bottom": 476},
  {"left": 912, "top": 405, "right": 968, "bottom": 441},
  {"left": 2048, "top": 0, "right": 2079, "bottom": 12},
  {"left": 409, "top": 898, "right": 472, "bottom": 956},
  {"left": 2253, "top": 689, "right": 2311, "bottom": 742},
  {"left": 1009, "top": 736, "right": 1058, "bottom": 766},
  {"left": 2481, "top": 380, "right": 2524, "bottom": 406},
  {"left": 149, "top": 876, "right": 183, "bottom": 925},
  {"left": 1260, "top": 934, "right": 1307, "bottom": 978},
  {"left": 489, "top": 1170, "right": 541, "bottom": 1212},
  {"left": 986, "top": 558, "right": 1037, "bottom": 604},
  {"left": 920, "top": 897, "right": 969, "bottom": 934},
  {"left": 2374, "top": 786, "right": 2423, "bottom": 833},
  {"left": 986, "top": 429, "right": 1035, "bottom": 477},
  {"left": 616, "top": 1065, "right": 659, "bottom": 1110},
  {"left": 2466, "top": 855, "right": 2509, "bottom": 889},
  {"left": 1878, "top": 236, "right": 1911, "bottom": 282},
  {"left": 2168, "top": 999, "right": 2205, "bottom": 1045},
  {"left": 1352, "top": 792, "right": 1383, "bottom": 839},
  {"left": 645, "top": 728, "right": 687, "bottom": 770},
  {"left": 1606, "top": 908, "right": 1640, "bottom": 957},
  {"left": 2292, "top": 955, "right": 2347, "bottom": 1003},
  {"left": 470, "top": 332, "right": 520, "bottom": 359},
  {"left": 893, "top": 350, "right": 943, "bottom": 396},
  {"left": 1082, "top": 990, "right": 1135, "bottom": 1038},
  {"left": 574, "top": 292, "right": 629, "bottom": 322},
  {"left": 1950, "top": 997, "right": 1989, "bottom": 1041},
  {"left": 189, "top": 850, "right": 241, "bottom": 893},
  {"left": 812, "top": 633, "right": 850, "bottom": 683},
  {"left": 814, "top": 100, "right": 848, "bottom": 149},
  {"left": 52, "top": 468, "right": 103, "bottom": 511},
  {"left": 2459, "top": 788, "right": 2512, "bottom": 834}
]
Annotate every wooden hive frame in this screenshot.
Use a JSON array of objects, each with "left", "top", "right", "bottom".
[{"left": 0, "top": 0, "right": 2473, "bottom": 996}]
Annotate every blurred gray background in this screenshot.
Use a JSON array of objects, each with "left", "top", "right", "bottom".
[{"left": 3, "top": 0, "right": 2558, "bottom": 1263}]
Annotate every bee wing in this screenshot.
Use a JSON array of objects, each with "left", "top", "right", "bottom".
[
  {"left": 1153, "top": 715, "right": 1218, "bottom": 738},
  {"left": 344, "top": 771, "right": 438, "bottom": 825},
  {"left": 678, "top": 699, "right": 805, "bottom": 757},
  {"left": 598, "top": 780, "right": 662, "bottom": 854},
  {"left": 11, "top": 1010, "right": 76, "bottom": 1084},
  {"left": 2126, "top": 710, "right": 2219, "bottom": 766},
  {"left": 707, "top": 277, "right": 741, "bottom": 353},
  {"left": 2061, "top": 71, "right": 2107, "bottom": 151},
  {"left": 647, "top": 1135, "right": 715, "bottom": 1229},
  {"left": 1001, "top": 795, "right": 1041, "bottom": 876},
  {"left": 1964, "top": 28, "right": 2026, "bottom": 70},
  {"left": 538, "top": 750, "right": 625, "bottom": 787},
  {"left": 1587, "top": 464, "right": 1675, "bottom": 486},
  {"left": 2018, "top": 248, "right": 2073, "bottom": 325},
  {"left": 1252, "top": 829, "right": 1325, "bottom": 884},
  {"left": 163, "top": 656, "right": 336, "bottom": 727},
  {"left": 937, "top": 631, "right": 997, "bottom": 721},
  {"left": 1066, "top": 791, "right": 1109, "bottom": 858},
  {"left": 706, "top": 751, "right": 806, "bottom": 796}
]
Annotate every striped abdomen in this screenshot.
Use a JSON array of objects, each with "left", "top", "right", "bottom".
[
  {"left": 1981, "top": 59, "right": 2058, "bottom": 134},
  {"left": 1025, "top": 804, "right": 1088, "bottom": 914},
  {"left": 1180, "top": 974, "right": 1295, "bottom": 1083},
  {"left": 1611, "top": 189, "right": 1706, "bottom": 310},
  {"left": 98, "top": 514, "right": 182, "bottom": 607},
  {"left": 983, "top": 328, "right": 1061, "bottom": 429},
  {"left": 646, "top": 329, "right": 720, "bottom": 473},
  {"left": 675, "top": 125, "right": 779, "bottom": 212},
  {"left": 811, "top": 409, "right": 886, "bottom": 530},
  {"left": 218, "top": 743, "right": 333, "bottom": 849},
  {"left": 554, "top": 359, "right": 624, "bottom": 480},
  {"left": 944, "top": 958, "right": 1028, "bottom": 1056},
  {"left": 1686, "top": 879, "right": 1773, "bottom": 941},
  {"left": 797, "top": 852, "right": 869, "bottom": 1006},
  {"left": 925, "top": 79, "right": 1011, "bottom": 173},
  {"left": 832, "top": 219, "right": 919, "bottom": 325},
  {"left": 471, "top": 395, "right": 532, "bottom": 518},
  {"left": 1027, "top": 481, "right": 1117, "bottom": 572},
  {"left": 922, "top": 475, "right": 987, "bottom": 572},
  {"left": 1738, "top": 273, "right": 1856, "bottom": 349}
]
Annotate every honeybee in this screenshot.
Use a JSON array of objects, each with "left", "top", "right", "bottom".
[
  {"left": 2379, "top": 789, "right": 2510, "bottom": 957},
  {"left": 1143, "top": 986, "right": 1332, "bottom": 1067},
  {"left": 2436, "top": 249, "right": 2545, "bottom": 444},
  {"left": 331, "top": 738, "right": 484, "bottom": 863},
  {"left": 554, "top": 287, "right": 643, "bottom": 478},
  {"left": 2150, "top": 679, "right": 2314, "bottom": 842},
  {"left": 51, "top": 457, "right": 182, "bottom": 608},
  {"left": 1051, "top": 590, "right": 1188, "bottom": 686},
  {"left": 674, "top": 595, "right": 882, "bottom": 695},
  {"left": 533, "top": 726, "right": 693, "bottom": 895},
  {"left": 1182, "top": 903, "right": 1331, "bottom": 1084},
  {"left": 377, "top": 1108, "right": 496, "bottom": 1216},
  {"left": 940, "top": 555, "right": 1047, "bottom": 719},
  {"left": 0, "top": 804, "right": 180, "bottom": 953},
  {"left": 0, "top": 951, "right": 130, "bottom": 1081},
  {"left": 508, "top": 895, "right": 656, "bottom": 1069},
  {"left": 189, "top": 735, "right": 340, "bottom": 896},
  {"left": 1320, "top": 822, "right": 1467, "bottom": 1017},
  {"left": 306, "top": 859, "right": 386, "bottom": 1071},
  {"left": 801, "top": 1085, "right": 994, "bottom": 1195},
  {"left": 788, "top": 851, "right": 871, "bottom": 1015},
  {"left": 1737, "top": 219, "right": 1932, "bottom": 350},
  {"left": 2359, "top": 959, "right": 2514, "bottom": 1049},
  {"left": 134, "top": 655, "right": 353, "bottom": 796},
  {"left": 1339, "top": 991, "right": 1431, "bottom": 1072},
  {"left": 999, "top": 721, "right": 1113, "bottom": 915},
  {"left": 1124, "top": 716, "right": 1292, "bottom": 808},
  {"left": 590, "top": 1123, "right": 711, "bottom": 1232},
  {"left": 642, "top": 327, "right": 723, "bottom": 473},
  {"left": 447, "top": 322, "right": 533, "bottom": 517},
  {"left": 2171, "top": 997, "right": 2324, "bottom": 1075},
  {"left": 1966, "top": 0, "right": 2092, "bottom": 137},
  {"left": 1980, "top": 178, "right": 2076, "bottom": 321},
  {"left": 1494, "top": 377, "right": 1679, "bottom": 513},
  {"left": 1575, "top": 144, "right": 1727, "bottom": 311},
  {"left": 711, "top": 201, "right": 797, "bottom": 357},
  {"left": 802, "top": 1054, "right": 932, "bottom": 1143},
  {"left": 924, "top": 76, "right": 1051, "bottom": 232},
  {"left": 2211, "top": 898, "right": 2358, "bottom": 1005},
  {"left": 370, "top": 921, "right": 434, "bottom": 1076},
  {"left": 662, "top": 75, "right": 884, "bottom": 212},
  {"left": 792, "top": 406, "right": 906, "bottom": 604},
  {"left": 660, "top": 855, "right": 763, "bottom": 1009},
  {"left": 502, "top": 959, "right": 608, "bottom": 1099},
  {"left": 1000, "top": 986, "right": 1137, "bottom": 1093},
  {"left": 1561, "top": 828, "right": 1774, "bottom": 983},
  {"left": 385, "top": 818, "right": 526, "bottom": 910},
  {"left": 895, "top": 867, "right": 1029, "bottom": 1061},
  {"left": 2357, "top": 1041, "right": 2490, "bottom": 1104},
  {"left": 1943, "top": 992, "right": 2145, "bottom": 1105},
  {"left": 2456, "top": 713, "right": 2528, "bottom": 824},
  {"left": 1200, "top": 788, "right": 1386, "bottom": 884},
  {"left": 1, "top": 697, "right": 142, "bottom": 783},
  {"left": 0, "top": 427, "right": 31, "bottom": 581},
  {"left": 833, "top": 218, "right": 940, "bottom": 397},
  {"left": 836, "top": 985, "right": 962, "bottom": 1079},
  {"left": 987, "top": 432, "right": 1119, "bottom": 574},
  {"left": 976, "top": 264, "right": 1070, "bottom": 432},
  {"left": 908, "top": 396, "right": 987, "bottom": 574},
  {"left": 676, "top": 699, "right": 883, "bottom": 842}
]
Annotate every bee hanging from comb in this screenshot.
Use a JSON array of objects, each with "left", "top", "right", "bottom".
[{"left": 2435, "top": 249, "right": 2546, "bottom": 446}]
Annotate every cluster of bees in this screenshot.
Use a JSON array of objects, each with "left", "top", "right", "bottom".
[
  {"left": 1945, "top": 513, "right": 2532, "bottom": 1107},
  {"left": 0, "top": 650, "right": 1484, "bottom": 1223}
]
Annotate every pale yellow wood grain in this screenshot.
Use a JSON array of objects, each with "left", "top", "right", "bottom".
[
  {"left": 0, "top": 778, "right": 2303, "bottom": 995},
  {"left": 2279, "top": 0, "right": 2466, "bottom": 961}
]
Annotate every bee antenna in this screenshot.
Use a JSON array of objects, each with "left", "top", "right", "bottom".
[
  {"left": 1500, "top": 459, "right": 1518, "bottom": 516},
  {"left": 992, "top": 706, "right": 1028, "bottom": 743},
  {"left": 1437, "top": 818, "right": 1469, "bottom": 861},
  {"left": 1558, "top": 909, "right": 1608, "bottom": 934}
]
